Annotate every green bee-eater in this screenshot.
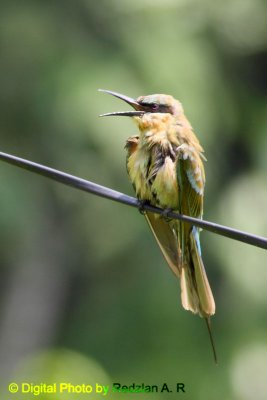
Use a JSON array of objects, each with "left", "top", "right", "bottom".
[{"left": 99, "top": 89, "right": 216, "bottom": 362}]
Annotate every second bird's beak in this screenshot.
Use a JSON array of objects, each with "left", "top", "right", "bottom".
[{"left": 98, "top": 89, "right": 145, "bottom": 117}]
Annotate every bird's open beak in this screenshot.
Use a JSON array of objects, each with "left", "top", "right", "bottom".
[{"left": 98, "top": 89, "right": 145, "bottom": 117}]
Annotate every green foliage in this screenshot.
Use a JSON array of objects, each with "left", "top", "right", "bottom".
[{"left": 1, "top": 1, "right": 267, "bottom": 399}]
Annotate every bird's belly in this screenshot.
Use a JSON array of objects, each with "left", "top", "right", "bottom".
[
  {"left": 128, "top": 148, "right": 178, "bottom": 209},
  {"left": 150, "top": 156, "right": 179, "bottom": 209},
  {"left": 127, "top": 148, "right": 153, "bottom": 201}
]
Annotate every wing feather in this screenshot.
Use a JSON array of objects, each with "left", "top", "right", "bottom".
[
  {"left": 177, "top": 143, "right": 215, "bottom": 317},
  {"left": 145, "top": 212, "right": 181, "bottom": 278}
]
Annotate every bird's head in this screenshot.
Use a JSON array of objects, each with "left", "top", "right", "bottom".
[{"left": 99, "top": 89, "right": 183, "bottom": 120}]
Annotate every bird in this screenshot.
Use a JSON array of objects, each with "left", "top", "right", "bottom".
[{"left": 99, "top": 89, "right": 216, "bottom": 362}]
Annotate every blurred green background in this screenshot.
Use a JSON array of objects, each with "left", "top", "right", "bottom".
[{"left": 1, "top": 0, "right": 267, "bottom": 399}]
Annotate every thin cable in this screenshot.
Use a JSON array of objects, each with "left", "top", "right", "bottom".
[{"left": 0, "top": 151, "right": 266, "bottom": 250}]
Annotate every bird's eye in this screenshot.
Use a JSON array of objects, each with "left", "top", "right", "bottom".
[{"left": 151, "top": 103, "right": 159, "bottom": 111}]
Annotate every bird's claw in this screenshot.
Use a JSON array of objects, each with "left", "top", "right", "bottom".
[
  {"left": 161, "top": 208, "right": 173, "bottom": 221},
  {"left": 138, "top": 200, "right": 148, "bottom": 215}
]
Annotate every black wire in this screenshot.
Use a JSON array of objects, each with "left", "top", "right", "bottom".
[{"left": 0, "top": 151, "right": 266, "bottom": 250}]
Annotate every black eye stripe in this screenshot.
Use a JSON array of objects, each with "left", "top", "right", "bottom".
[
  {"left": 140, "top": 103, "right": 170, "bottom": 112},
  {"left": 140, "top": 103, "right": 156, "bottom": 108},
  {"left": 140, "top": 102, "right": 156, "bottom": 107}
]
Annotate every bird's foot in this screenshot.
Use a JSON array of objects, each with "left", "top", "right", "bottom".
[
  {"left": 161, "top": 208, "right": 173, "bottom": 222},
  {"left": 137, "top": 200, "right": 148, "bottom": 215}
]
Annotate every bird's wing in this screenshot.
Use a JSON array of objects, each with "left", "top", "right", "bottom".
[
  {"left": 176, "top": 143, "right": 215, "bottom": 317},
  {"left": 176, "top": 143, "right": 205, "bottom": 219},
  {"left": 144, "top": 212, "right": 181, "bottom": 277},
  {"left": 125, "top": 135, "right": 139, "bottom": 163},
  {"left": 176, "top": 143, "right": 205, "bottom": 255}
]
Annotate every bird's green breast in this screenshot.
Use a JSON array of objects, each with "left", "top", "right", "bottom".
[
  {"left": 127, "top": 133, "right": 179, "bottom": 209},
  {"left": 126, "top": 112, "right": 205, "bottom": 210}
]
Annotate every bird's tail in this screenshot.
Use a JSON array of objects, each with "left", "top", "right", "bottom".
[
  {"left": 180, "top": 227, "right": 217, "bottom": 362},
  {"left": 180, "top": 227, "right": 215, "bottom": 316},
  {"left": 204, "top": 317, "right": 217, "bottom": 364}
]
